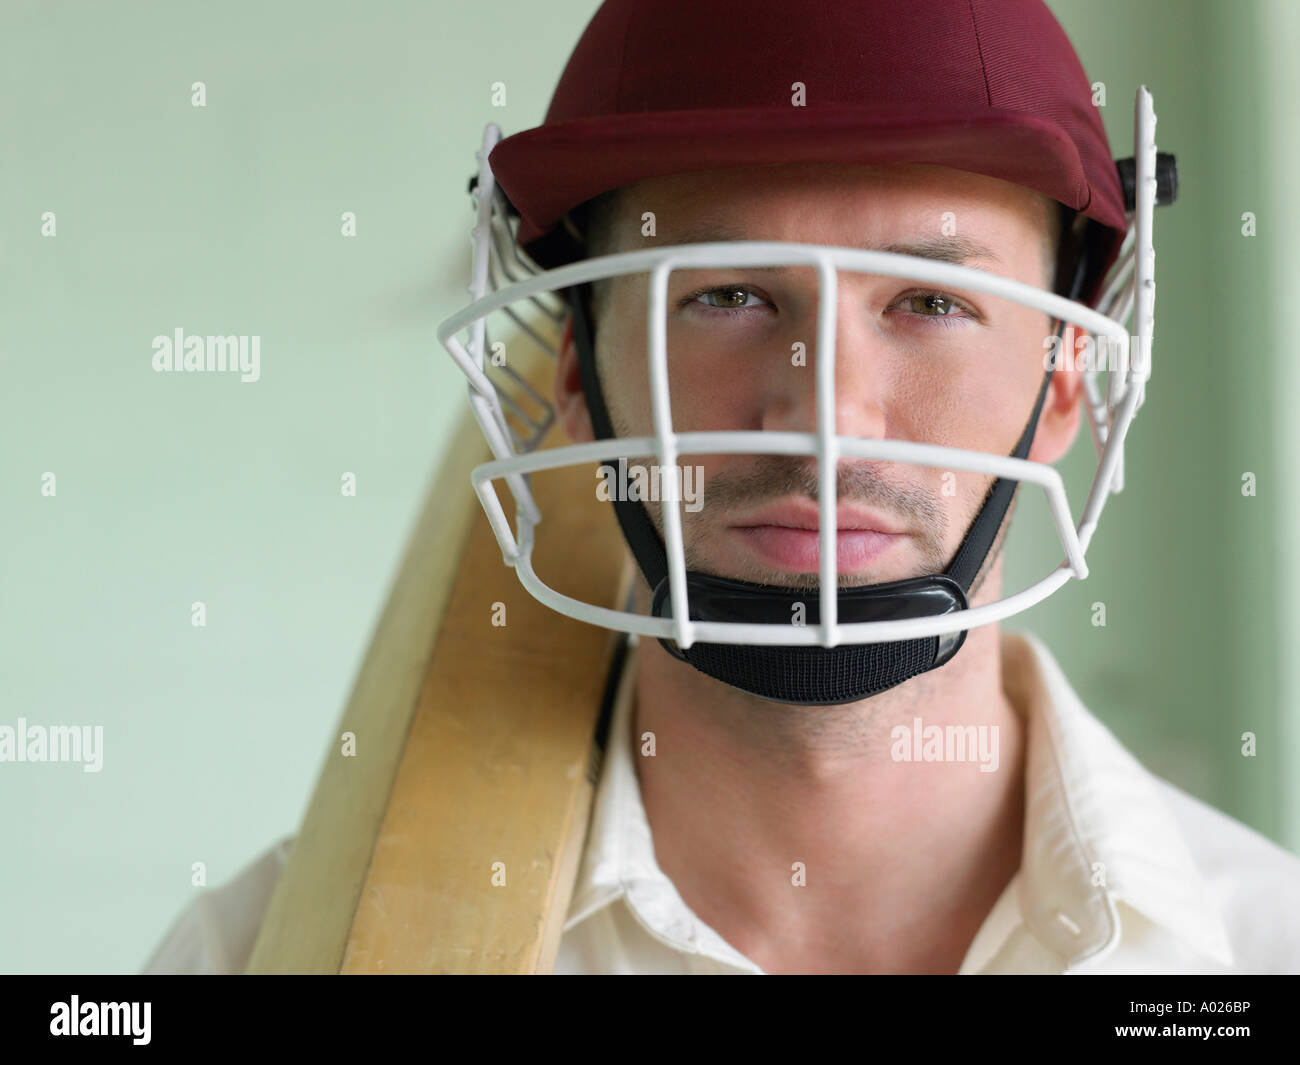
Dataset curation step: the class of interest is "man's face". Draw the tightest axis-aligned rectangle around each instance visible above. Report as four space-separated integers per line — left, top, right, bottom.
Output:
555 162 1083 591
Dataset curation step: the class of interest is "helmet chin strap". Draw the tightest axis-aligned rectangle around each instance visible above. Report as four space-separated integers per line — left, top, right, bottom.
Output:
567 283 1060 705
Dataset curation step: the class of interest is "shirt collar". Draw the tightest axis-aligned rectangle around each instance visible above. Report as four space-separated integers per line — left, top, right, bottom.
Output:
564 630 1235 972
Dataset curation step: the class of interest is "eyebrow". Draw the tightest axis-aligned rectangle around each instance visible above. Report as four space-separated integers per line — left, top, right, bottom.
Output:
665 225 1003 268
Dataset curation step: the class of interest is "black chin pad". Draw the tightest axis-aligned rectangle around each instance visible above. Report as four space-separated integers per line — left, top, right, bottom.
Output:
651 571 969 705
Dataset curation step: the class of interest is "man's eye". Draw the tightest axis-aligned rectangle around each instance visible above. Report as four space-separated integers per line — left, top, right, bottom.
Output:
894 291 974 320
686 285 770 312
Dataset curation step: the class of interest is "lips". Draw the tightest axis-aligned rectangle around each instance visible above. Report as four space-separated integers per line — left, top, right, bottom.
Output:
732 502 906 535
730 502 906 572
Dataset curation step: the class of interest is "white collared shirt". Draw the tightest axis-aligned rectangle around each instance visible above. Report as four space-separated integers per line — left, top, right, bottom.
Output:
554 630 1300 974
144 630 1300 974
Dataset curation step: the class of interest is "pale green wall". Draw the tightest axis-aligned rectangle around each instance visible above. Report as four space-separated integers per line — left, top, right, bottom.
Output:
0 0 1292 974
1265 0 1300 862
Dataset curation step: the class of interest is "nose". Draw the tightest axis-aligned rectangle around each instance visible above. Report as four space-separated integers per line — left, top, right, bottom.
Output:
760 281 890 442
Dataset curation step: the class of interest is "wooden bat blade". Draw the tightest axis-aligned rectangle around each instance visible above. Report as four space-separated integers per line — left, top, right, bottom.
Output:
247 347 632 974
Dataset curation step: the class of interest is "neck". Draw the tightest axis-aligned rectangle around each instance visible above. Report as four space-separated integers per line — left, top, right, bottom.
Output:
630 556 1027 974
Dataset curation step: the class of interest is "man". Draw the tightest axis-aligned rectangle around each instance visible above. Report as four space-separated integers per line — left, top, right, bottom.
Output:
548 162 1076 974
536 162 1300 975
144 0 1300 974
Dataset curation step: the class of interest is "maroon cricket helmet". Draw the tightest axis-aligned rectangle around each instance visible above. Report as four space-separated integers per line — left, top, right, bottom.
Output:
487 0 1131 306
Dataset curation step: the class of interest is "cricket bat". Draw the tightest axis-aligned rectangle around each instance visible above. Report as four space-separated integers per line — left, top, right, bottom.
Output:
245 343 633 974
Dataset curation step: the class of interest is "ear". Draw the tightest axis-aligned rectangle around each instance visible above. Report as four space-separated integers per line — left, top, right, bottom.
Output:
555 312 596 444
1027 323 1085 464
